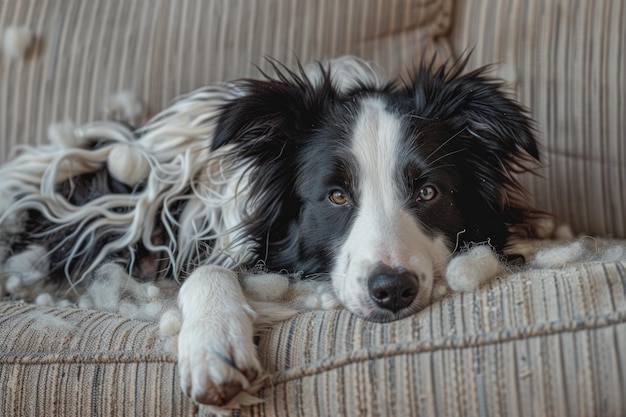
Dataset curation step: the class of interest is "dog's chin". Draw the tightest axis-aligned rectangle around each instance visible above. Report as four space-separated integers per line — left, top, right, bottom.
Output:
360 309 416 323
346 301 428 323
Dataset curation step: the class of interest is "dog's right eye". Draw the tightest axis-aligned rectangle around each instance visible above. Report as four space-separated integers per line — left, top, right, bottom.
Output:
329 190 349 206
416 185 438 202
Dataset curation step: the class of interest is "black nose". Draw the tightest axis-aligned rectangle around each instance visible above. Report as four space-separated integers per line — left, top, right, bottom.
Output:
368 266 419 313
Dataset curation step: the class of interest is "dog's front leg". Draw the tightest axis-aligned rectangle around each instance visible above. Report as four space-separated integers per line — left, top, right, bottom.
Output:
177 265 262 406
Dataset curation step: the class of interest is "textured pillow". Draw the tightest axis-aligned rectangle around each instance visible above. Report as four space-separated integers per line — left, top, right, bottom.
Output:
0 0 451 160
450 0 626 238
1 260 625 416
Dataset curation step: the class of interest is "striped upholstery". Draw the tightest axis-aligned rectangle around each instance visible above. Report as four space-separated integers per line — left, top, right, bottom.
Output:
1 260 625 416
450 0 626 239
0 0 451 156
0 303 196 416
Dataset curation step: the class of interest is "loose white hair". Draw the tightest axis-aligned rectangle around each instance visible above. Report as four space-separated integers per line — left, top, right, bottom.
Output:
0 84 253 285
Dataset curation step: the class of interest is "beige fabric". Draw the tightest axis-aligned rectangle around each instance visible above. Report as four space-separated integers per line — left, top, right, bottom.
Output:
450 0 626 239
0 303 197 416
0 0 451 158
1 260 625 416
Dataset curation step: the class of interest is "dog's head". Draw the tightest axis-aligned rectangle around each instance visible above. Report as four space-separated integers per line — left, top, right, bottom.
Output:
213 57 539 322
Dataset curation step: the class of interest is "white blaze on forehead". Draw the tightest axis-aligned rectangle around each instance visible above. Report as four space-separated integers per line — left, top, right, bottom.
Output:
351 97 404 217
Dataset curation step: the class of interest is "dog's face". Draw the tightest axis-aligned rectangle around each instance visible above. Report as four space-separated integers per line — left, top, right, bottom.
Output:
213 58 539 322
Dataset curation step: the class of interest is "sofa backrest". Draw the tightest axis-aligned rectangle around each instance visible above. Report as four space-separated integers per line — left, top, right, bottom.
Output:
1 0 624 238
451 0 626 239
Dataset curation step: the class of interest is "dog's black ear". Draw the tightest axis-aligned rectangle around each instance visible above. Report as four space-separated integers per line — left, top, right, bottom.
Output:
211 63 336 152
410 58 542 242
209 63 339 259
411 59 539 163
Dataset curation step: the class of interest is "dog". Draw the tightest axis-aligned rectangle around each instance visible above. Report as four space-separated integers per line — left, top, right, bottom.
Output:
0 56 539 406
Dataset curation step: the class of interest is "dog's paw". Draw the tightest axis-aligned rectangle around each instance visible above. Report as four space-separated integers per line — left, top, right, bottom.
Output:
177 312 262 406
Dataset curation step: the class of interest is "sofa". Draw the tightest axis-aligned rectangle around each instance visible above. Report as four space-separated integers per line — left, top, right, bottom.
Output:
1 0 625 416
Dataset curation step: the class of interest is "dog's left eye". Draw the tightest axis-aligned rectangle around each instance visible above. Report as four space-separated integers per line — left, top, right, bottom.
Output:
417 185 438 202
329 190 349 206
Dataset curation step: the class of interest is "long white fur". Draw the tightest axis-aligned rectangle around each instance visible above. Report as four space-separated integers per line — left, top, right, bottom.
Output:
47 121 86 149
0 85 253 286
106 143 151 186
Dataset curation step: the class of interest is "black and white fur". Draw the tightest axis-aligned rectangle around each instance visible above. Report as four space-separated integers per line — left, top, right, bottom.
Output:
0 56 539 406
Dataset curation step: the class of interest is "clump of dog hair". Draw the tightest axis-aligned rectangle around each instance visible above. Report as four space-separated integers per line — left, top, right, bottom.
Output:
77 263 177 321
446 245 505 292
597 244 626 262
47 120 87 148
431 277 449 301
159 308 182 355
530 241 588 269
286 279 341 310
530 239 626 268
444 239 626 295
26 309 77 335
106 143 151 186
104 90 147 126
0 191 27 235
3 245 50 288
1 245 77 306
34 293 55 306
240 264 341 311
242 272 290 302
2 26 35 60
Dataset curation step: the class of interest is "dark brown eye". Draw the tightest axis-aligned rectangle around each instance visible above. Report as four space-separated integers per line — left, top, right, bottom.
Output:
417 185 437 202
329 190 349 206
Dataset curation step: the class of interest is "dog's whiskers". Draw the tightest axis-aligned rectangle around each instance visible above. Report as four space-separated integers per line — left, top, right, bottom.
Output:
304 272 333 281
423 128 466 164
424 147 468 167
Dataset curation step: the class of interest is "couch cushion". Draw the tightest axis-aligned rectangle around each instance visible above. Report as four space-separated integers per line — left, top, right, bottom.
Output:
0 0 452 161
450 0 626 238
253 261 626 416
2 260 625 416
0 303 197 416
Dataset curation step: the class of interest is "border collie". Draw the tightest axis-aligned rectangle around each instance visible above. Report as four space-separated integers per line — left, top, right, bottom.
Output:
0 56 539 405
